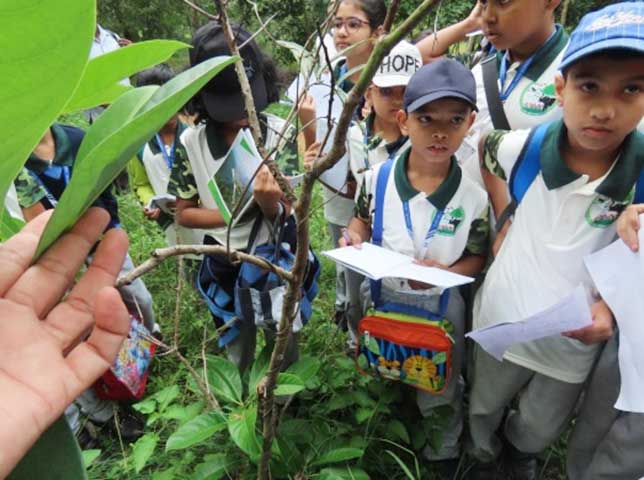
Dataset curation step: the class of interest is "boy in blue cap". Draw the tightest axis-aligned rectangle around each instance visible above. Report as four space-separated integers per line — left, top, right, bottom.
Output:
342 58 489 473
469 2 644 479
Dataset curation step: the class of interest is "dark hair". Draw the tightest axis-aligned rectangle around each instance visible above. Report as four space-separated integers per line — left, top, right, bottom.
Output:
135 64 176 87
562 48 644 77
341 0 386 30
186 23 284 126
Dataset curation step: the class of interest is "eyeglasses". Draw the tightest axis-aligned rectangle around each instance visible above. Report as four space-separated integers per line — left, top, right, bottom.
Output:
332 17 371 34
373 86 405 98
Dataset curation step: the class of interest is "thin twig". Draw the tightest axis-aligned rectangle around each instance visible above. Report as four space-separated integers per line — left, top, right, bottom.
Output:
383 0 401 32
181 0 218 20
116 244 293 287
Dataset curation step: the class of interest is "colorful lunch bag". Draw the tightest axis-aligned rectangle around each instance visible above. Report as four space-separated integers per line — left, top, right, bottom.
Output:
354 158 455 394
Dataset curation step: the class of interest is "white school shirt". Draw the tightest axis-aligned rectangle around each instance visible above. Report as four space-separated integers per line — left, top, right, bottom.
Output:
139 130 203 249
459 26 569 188
474 122 644 383
179 125 269 250
5 184 25 221
356 149 489 293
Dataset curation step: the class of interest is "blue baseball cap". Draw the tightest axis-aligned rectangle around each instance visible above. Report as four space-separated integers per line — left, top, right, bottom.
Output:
403 58 478 113
560 2 644 71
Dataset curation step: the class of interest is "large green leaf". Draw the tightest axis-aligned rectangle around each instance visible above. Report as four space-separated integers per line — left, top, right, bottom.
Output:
317 467 370 480
202 354 243 405
166 411 227 451
63 40 190 113
227 405 261 462
248 346 271 398
0 0 94 214
285 355 321 384
34 55 237 258
0 210 25 242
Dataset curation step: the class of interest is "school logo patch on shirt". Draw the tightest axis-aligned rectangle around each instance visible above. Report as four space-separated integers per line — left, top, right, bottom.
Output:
437 206 464 236
520 81 557 116
585 195 628 228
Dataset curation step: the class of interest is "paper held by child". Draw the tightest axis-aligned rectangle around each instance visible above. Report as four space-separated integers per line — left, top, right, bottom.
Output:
584 215 644 413
207 129 262 225
146 193 176 215
322 242 474 289
466 285 592 361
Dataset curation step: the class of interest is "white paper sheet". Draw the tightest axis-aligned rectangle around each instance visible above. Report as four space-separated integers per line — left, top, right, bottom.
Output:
584 216 644 413
467 285 592 361
322 243 474 289
146 193 176 215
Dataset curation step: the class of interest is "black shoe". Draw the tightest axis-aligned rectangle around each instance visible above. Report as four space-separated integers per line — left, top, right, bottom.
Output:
430 458 459 479
465 460 498 480
504 443 538 480
104 406 145 442
334 310 348 331
76 421 100 450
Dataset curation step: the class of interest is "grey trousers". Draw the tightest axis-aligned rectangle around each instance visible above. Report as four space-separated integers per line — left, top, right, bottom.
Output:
369 284 466 460
226 321 299 374
567 334 644 480
468 345 585 461
328 223 364 346
117 253 156 332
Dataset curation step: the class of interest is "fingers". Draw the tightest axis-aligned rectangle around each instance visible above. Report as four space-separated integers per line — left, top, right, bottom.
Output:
0 210 53 296
617 204 644 252
63 286 129 395
44 227 128 353
5 208 110 318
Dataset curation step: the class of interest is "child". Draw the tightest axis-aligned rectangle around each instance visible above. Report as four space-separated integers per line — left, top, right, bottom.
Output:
469 3 644 478
341 58 489 472
168 21 304 373
310 0 386 330
307 40 421 345
420 0 567 188
127 64 200 250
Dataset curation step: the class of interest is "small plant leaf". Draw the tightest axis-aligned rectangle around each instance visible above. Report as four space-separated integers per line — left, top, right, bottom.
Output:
81 449 101 469
310 447 364 467
64 40 189 113
248 346 271 398
166 411 227 451
193 453 235 480
285 355 321 384
274 372 305 396
204 354 243 404
131 433 159 473
227 405 261 462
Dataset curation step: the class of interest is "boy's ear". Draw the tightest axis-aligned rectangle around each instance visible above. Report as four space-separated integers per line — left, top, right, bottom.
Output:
397 110 409 135
554 73 565 107
365 85 373 104
467 110 476 129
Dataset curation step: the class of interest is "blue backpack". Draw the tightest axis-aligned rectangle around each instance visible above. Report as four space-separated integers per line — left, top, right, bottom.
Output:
497 122 644 231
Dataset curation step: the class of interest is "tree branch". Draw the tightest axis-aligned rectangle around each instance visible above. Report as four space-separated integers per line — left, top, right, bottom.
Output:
256 2 443 478
212 0 296 203
383 0 401 33
115 244 293 287
181 0 218 20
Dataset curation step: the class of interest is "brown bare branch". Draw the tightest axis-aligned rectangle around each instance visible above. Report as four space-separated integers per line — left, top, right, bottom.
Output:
181 0 218 20
115 244 293 287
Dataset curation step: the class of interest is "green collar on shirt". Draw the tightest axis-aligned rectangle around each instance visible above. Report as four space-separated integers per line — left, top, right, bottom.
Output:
495 24 568 82
26 124 73 173
333 59 355 93
540 120 644 201
394 148 462 210
148 121 187 155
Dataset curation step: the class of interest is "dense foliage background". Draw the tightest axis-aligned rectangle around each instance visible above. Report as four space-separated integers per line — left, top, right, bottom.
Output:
99 0 614 67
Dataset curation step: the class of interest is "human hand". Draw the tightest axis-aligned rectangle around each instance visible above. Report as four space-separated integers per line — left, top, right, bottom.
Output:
253 165 283 218
338 228 363 249
304 142 325 172
409 258 446 290
465 3 483 31
0 207 129 478
143 207 161 220
563 299 615 345
297 93 316 129
117 37 132 47
616 204 644 252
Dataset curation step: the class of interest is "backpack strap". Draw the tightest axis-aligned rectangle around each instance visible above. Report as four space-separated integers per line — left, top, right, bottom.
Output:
481 55 511 131
59 124 85 158
370 159 395 306
495 122 550 232
634 169 644 204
